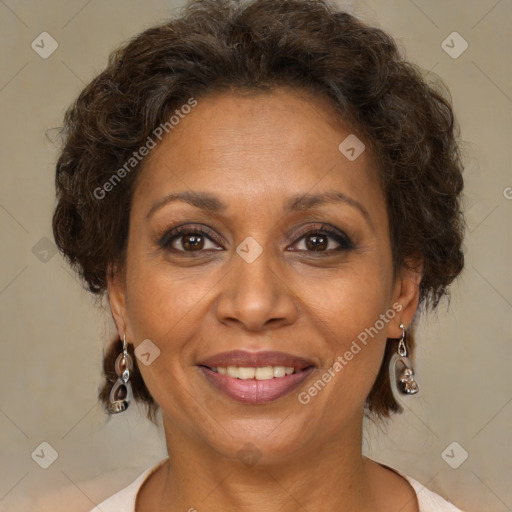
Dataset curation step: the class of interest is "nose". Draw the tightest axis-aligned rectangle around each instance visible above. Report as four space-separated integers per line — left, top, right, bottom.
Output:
215 248 299 332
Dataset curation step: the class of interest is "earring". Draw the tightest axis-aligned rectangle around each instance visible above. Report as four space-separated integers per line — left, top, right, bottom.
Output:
107 334 134 414
389 323 419 395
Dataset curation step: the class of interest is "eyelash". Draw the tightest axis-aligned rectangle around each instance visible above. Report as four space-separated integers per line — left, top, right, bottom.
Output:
158 223 354 255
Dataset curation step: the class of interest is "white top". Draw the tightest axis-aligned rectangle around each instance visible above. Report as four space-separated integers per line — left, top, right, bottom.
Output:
89 458 464 512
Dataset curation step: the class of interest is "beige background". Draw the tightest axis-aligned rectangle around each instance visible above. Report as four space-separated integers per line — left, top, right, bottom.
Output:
0 0 511 511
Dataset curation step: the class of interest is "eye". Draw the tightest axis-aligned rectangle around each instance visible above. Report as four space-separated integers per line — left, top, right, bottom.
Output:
157 223 353 255
289 225 353 253
158 225 223 253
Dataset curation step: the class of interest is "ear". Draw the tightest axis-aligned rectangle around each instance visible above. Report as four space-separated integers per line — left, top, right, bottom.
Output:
388 259 423 338
107 265 128 340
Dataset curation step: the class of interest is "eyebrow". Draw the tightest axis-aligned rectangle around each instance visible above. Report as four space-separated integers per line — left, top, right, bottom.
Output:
146 191 227 220
283 191 373 229
146 190 373 229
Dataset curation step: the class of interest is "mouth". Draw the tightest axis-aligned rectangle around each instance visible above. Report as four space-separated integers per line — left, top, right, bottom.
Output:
196 350 316 404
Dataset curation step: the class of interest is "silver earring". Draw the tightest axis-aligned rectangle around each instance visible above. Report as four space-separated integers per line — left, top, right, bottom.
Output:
390 323 419 395
108 334 134 414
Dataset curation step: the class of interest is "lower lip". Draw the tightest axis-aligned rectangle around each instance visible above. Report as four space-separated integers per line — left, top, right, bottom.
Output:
199 366 315 404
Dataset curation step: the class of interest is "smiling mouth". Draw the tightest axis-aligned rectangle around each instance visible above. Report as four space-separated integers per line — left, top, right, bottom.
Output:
196 350 317 403
197 364 315 404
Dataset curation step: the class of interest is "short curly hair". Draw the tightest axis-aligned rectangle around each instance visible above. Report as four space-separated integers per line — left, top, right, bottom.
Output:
52 0 465 423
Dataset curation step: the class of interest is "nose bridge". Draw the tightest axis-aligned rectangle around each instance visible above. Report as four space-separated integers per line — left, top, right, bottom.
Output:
235 247 277 296
215 241 297 330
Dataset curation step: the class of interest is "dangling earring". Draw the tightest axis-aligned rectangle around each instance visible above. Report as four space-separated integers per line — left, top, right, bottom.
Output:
108 334 134 414
389 323 419 395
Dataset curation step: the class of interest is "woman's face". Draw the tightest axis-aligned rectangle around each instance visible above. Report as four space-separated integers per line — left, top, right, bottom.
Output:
110 88 419 464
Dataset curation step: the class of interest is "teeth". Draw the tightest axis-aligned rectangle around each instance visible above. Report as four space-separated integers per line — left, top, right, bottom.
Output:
227 366 238 378
239 367 256 379
273 366 286 378
255 366 274 380
212 365 296 380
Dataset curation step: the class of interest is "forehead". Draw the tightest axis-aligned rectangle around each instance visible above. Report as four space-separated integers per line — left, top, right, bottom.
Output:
133 88 385 220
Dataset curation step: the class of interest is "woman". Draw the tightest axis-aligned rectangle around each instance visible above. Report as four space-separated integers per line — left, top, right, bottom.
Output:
52 0 466 510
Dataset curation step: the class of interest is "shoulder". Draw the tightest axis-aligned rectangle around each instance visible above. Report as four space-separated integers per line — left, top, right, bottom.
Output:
88 458 168 512
400 472 465 511
368 458 465 512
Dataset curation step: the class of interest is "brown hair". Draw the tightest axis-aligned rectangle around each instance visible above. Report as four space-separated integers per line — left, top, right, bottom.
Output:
52 0 465 423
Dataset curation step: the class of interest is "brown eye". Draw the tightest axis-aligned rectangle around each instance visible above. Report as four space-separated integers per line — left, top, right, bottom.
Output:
305 233 329 251
158 225 223 253
294 231 343 252
181 234 205 251
289 224 354 254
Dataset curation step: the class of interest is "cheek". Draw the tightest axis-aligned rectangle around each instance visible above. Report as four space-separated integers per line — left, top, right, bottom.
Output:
125 251 215 340
295 258 394 395
298 255 394 336
123 257 208 415
123 251 221 399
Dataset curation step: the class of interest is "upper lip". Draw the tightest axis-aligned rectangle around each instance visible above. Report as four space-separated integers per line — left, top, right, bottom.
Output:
197 350 316 371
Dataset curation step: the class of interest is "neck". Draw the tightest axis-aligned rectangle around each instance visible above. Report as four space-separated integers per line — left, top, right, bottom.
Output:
151 414 379 512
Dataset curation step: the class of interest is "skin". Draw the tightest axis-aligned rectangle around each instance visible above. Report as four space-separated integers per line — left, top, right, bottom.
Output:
109 88 421 512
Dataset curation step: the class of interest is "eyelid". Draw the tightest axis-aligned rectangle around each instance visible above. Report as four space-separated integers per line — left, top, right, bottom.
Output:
157 222 354 252
289 223 354 250
158 223 225 249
